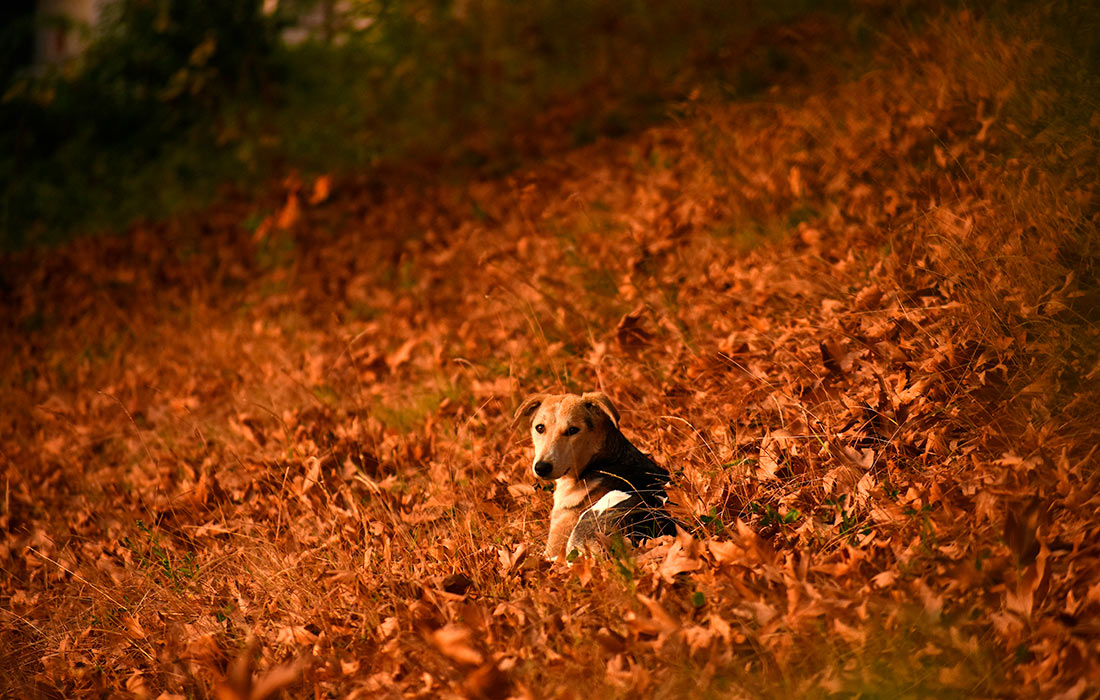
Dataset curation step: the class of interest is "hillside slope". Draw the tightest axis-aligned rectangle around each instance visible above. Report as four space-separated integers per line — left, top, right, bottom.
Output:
2 5 1098 698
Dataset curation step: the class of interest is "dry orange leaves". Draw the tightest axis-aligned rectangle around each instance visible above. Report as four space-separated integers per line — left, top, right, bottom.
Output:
2 6 1099 700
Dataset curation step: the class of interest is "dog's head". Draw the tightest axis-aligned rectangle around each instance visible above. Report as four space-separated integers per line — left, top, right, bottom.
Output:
514 392 620 481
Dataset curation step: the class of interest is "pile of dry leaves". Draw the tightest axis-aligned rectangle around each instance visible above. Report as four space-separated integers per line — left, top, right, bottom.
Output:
2 5 1097 699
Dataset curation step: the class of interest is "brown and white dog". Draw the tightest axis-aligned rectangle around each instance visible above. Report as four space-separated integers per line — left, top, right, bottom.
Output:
515 392 676 561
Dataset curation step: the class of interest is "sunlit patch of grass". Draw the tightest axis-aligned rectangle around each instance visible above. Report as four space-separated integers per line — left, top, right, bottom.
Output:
801 606 1004 699
121 520 200 589
311 383 340 405
371 375 467 434
710 218 787 253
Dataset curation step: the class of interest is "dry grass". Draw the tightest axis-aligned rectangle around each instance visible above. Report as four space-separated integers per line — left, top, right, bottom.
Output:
2 5 1098 699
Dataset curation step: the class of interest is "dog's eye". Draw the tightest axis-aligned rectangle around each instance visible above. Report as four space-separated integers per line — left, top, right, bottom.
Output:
564 426 580 436
535 424 546 434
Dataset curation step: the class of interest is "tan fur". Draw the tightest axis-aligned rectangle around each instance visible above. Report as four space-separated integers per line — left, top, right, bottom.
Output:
514 392 623 560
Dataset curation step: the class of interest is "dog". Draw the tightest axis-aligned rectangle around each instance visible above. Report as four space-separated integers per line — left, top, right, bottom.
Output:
514 391 677 561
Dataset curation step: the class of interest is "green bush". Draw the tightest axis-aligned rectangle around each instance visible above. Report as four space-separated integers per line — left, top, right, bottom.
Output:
1 0 280 246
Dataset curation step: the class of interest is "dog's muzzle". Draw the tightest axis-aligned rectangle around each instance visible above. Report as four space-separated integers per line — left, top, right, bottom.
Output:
533 461 554 478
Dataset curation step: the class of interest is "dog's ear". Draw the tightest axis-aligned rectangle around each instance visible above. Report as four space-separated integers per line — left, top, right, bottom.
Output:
582 392 619 427
514 393 548 426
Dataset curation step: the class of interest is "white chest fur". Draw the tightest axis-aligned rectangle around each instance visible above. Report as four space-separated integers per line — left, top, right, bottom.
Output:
553 475 605 511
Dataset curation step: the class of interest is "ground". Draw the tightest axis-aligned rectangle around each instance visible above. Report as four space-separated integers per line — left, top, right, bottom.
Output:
2 5 1099 699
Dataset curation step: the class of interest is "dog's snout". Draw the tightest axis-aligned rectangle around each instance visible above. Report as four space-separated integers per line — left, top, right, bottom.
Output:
534 460 554 478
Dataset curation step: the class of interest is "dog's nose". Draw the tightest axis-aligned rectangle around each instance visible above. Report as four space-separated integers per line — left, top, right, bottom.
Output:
534 461 554 478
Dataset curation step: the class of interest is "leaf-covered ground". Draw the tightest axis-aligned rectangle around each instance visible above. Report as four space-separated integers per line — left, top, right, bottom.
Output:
3 6 1099 699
